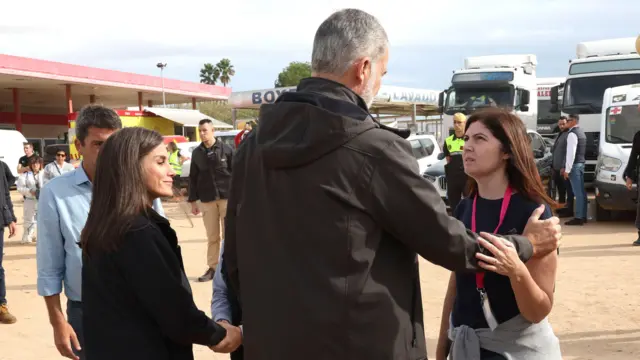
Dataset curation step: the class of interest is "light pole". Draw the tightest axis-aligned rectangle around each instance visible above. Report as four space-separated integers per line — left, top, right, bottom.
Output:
156 62 167 106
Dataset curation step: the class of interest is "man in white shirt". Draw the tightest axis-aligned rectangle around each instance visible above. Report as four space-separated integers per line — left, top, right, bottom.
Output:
561 114 588 225
43 149 75 185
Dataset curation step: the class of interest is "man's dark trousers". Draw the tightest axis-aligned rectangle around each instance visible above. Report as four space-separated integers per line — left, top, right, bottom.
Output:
445 161 468 212
552 169 567 203
0 227 5 306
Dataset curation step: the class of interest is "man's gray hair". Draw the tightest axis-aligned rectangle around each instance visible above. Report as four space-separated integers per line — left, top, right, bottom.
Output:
312 9 389 75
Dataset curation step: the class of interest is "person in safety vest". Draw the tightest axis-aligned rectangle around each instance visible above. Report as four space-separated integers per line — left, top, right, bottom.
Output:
443 112 469 211
167 141 187 195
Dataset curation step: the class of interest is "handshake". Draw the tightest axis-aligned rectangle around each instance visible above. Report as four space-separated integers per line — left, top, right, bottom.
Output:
210 320 242 353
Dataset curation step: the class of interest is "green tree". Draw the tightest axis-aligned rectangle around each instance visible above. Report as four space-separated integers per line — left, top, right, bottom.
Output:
216 58 236 87
199 63 220 85
274 61 312 87
197 101 258 125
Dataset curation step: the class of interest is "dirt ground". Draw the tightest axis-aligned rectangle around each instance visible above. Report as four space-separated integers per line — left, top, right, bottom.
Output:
2 191 640 360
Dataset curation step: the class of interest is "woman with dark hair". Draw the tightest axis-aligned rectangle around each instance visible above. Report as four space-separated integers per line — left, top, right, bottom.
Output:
80 127 235 359
17 155 44 244
436 108 562 360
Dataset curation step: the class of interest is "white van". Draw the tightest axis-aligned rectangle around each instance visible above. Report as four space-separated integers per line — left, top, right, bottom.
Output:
593 84 640 220
0 129 28 178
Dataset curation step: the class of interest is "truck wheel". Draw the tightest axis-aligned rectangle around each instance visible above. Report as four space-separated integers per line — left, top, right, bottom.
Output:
595 201 612 221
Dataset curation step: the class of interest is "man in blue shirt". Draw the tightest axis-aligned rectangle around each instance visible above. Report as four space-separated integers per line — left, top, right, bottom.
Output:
37 105 164 360
211 240 243 359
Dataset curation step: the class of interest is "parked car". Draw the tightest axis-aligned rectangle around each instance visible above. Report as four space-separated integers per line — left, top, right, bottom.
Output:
423 129 551 209
178 130 241 188
406 133 442 175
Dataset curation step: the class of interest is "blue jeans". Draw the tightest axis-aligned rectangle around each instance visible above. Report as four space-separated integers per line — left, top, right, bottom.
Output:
0 227 5 305
568 163 587 220
67 300 85 360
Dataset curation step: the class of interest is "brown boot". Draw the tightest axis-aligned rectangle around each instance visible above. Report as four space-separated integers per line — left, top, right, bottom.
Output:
0 303 17 324
197 268 215 282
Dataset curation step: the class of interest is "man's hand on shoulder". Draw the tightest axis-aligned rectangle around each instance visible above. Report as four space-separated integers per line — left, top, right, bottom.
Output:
210 320 242 353
523 205 561 258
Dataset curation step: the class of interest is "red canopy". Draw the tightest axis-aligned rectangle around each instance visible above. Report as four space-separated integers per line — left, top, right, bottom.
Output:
163 135 188 144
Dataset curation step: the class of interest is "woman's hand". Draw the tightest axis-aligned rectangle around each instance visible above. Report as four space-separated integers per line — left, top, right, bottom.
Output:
476 233 527 279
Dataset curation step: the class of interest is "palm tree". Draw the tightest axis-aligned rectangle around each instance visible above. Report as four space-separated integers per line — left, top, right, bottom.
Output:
199 63 220 85
216 58 236 87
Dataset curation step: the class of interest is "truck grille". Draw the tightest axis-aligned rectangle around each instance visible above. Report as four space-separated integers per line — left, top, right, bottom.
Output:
438 176 448 191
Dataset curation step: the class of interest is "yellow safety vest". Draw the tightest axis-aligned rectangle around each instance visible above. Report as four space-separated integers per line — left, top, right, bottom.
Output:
169 150 182 175
445 135 465 155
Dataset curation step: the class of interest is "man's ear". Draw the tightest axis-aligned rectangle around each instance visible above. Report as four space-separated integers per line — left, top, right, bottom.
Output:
74 138 83 155
353 57 372 84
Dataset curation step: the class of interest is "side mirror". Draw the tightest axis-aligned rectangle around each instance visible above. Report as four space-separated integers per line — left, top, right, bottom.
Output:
521 90 531 105
533 149 544 159
550 86 558 104
437 152 446 161
438 91 445 109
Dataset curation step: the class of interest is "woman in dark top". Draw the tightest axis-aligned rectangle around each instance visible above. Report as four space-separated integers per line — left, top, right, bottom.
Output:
80 127 237 360
436 109 562 360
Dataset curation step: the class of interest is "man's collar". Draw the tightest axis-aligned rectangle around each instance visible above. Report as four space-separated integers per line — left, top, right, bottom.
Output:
296 77 369 112
74 163 91 186
202 139 216 149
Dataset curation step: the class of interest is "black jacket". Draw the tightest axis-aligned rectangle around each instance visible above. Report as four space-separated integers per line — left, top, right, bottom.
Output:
82 210 226 360
188 141 233 203
1 161 16 226
223 77 534 360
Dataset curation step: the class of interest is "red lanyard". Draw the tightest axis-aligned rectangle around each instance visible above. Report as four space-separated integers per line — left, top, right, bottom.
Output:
471 186 512 290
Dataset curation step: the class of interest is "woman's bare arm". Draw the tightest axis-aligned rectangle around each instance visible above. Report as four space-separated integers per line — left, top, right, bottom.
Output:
436 273 457 360
476 235 558 324
509 251 557 323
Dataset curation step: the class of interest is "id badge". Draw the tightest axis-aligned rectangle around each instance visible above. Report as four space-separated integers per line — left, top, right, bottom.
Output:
479 291 499 331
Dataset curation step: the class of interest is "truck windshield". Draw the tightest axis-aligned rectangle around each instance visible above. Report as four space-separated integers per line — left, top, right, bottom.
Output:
538 99 560 124
563 74 640 114
606 105 640 144
445 87 513 113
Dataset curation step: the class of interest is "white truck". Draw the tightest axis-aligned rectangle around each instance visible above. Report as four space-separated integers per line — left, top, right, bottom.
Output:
439 54 538 143
593 84 640 220
550 37 640 185
536 77 565 138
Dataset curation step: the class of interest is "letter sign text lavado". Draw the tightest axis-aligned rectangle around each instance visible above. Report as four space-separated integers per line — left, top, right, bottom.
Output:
252 88 296 105
538 88 551 97
390 91 438 103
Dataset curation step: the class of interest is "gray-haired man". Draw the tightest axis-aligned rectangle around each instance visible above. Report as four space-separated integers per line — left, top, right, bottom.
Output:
223 9 562 360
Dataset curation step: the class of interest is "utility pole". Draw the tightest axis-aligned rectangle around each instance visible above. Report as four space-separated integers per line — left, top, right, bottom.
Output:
156 62 167 106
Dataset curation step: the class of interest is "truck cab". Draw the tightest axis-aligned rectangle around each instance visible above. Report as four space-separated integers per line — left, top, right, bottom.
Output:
593 84 640 220
536 77 565 138
440 54 538 142
550 37 640 185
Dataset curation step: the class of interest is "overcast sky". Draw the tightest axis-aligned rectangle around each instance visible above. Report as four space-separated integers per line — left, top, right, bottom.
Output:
1 0 639 92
